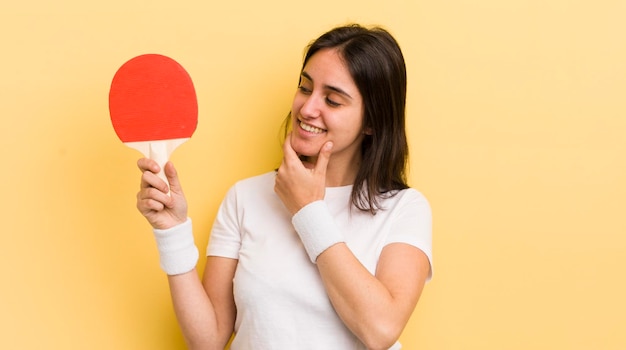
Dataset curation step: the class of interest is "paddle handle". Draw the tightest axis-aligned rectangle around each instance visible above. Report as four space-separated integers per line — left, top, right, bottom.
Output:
149 141 171 192
124 138 190 196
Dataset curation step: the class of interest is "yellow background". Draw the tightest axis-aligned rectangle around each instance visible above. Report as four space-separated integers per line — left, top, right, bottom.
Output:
1 0 624 349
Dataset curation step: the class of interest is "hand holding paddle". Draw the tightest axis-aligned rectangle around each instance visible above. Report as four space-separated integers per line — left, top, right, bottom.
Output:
109 54 198 194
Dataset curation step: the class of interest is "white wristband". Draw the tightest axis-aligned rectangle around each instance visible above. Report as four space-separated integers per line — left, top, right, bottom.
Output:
292 201 344 263
152 218 199 275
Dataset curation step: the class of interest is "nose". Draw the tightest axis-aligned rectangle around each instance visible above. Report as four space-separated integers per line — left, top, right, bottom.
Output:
299 94 322 119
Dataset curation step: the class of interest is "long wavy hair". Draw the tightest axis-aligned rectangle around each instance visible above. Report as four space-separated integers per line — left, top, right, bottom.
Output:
284 24 409 214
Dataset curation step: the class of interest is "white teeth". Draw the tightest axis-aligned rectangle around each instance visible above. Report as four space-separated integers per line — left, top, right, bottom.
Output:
299 121 325 134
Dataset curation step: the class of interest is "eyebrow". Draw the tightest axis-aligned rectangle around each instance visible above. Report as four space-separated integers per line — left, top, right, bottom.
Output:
301 71 353 100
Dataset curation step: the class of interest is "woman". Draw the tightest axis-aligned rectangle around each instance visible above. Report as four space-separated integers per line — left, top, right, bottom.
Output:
137 24 432 350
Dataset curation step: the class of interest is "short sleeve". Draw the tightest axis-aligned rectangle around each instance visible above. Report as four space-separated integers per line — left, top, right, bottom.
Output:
206 184 242 259
385 189 433 280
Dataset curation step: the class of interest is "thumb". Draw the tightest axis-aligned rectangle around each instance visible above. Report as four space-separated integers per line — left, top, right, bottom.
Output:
163 161 183 195
315 141 333 174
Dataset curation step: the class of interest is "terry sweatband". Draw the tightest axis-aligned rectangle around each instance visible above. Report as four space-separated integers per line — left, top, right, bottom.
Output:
292 200 345 263
152 218 199 275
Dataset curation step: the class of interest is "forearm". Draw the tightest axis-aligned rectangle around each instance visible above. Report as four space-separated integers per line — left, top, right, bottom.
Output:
168 270 228 350
316 245 410 350
152 219 230 349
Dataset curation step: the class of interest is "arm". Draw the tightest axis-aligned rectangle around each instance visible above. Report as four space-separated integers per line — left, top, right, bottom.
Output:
316 242 429 350
167 257 237 350
287 197 430 349
289 200 429 349
136 159 236 349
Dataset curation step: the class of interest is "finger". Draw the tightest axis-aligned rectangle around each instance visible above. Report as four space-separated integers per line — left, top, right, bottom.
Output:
137 158 160 173
314 141 333 174
140 169 169 193
137 197 165 213
282 133 301 163
163 162 184 196
136 188 168 212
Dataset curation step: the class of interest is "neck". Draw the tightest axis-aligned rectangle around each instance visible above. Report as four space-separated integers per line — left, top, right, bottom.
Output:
325 166 358 187
304 153 361 188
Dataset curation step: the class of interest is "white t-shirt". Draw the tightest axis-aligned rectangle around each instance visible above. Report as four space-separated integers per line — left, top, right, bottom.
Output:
207 171 432 350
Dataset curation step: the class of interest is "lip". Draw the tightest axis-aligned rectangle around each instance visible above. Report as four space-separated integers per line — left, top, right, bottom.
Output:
298 119 327 134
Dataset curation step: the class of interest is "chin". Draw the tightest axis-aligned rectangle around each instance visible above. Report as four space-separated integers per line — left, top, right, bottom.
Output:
290 137 320 157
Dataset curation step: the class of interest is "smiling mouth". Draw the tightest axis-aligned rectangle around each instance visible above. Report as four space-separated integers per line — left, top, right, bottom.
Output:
299 120 326 134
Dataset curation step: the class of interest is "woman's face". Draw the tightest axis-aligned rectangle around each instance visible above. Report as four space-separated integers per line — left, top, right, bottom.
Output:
290 48 366 167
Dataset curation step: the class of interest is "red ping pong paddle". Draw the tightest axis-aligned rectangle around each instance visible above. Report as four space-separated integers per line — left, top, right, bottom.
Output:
109 54 198 193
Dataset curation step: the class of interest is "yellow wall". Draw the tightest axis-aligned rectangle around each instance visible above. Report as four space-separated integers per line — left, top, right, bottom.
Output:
1 0 624 349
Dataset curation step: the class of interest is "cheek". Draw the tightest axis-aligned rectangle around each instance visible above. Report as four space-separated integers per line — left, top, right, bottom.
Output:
290 133 322 157
290 136 306 156
291 93 304 116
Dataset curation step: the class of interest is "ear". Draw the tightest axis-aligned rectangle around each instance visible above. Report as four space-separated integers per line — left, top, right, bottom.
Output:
363 127 373 135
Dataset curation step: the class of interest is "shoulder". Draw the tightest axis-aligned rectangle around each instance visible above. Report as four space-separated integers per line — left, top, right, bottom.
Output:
222 171 278 204
384 187 431 213
222 171 276 196
232 171 276 190
213 170 280 221
397 187 428 202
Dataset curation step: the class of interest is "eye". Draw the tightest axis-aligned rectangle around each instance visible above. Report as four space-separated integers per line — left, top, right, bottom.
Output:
298 85 312 94
325 97 341 107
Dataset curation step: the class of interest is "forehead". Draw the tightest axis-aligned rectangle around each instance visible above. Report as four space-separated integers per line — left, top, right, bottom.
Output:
301 48 359 94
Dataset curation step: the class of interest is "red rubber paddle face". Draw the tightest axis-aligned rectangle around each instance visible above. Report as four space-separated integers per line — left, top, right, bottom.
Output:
109 54 198 143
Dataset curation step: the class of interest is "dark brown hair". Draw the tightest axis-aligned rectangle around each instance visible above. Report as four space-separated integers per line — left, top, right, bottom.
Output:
285 24 409 214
